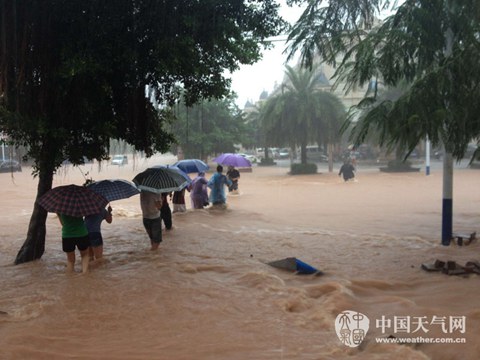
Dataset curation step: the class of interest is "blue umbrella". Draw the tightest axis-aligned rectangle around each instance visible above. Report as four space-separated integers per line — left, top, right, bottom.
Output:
213 153 252 167
133 166 190 193
173 159 209 174
87 179 140 202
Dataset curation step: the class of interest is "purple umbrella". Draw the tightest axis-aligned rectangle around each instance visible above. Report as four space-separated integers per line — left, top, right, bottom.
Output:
212 153 252 167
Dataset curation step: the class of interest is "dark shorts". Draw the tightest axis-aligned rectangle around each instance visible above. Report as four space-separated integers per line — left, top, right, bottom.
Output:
89 232 103 247
62 235 90 253
143 217 162 244
228 180 238 192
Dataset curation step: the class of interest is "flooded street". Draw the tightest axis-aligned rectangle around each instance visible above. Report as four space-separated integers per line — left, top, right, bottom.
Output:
0 156 479 359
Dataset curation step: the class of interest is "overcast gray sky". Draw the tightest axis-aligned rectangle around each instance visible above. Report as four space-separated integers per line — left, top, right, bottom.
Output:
229 1 305 108
229 1 401 108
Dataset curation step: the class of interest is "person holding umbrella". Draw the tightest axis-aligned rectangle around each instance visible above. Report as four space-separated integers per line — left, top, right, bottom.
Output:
57 214 91 274
133 166 191 247
190 172 209 209
140 191 163 250
37 184 109 274
207 165 232 206
84 179 139 259
226 166 240 193
84 205 113 261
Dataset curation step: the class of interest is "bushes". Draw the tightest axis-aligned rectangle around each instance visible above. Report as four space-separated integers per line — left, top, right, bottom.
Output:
379 159 420 172
290 163 317 175
387 159 413 169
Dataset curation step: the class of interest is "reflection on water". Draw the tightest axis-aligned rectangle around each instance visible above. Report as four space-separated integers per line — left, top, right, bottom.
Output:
0 161 479 359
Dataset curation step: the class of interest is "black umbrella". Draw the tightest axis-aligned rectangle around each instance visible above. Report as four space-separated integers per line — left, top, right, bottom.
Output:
133 167 190 193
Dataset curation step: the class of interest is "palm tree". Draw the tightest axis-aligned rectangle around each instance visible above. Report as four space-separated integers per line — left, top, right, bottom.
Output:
262 65 345 168
244 102 272 162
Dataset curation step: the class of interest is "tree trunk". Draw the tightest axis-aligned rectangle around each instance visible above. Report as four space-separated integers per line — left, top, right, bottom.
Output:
15 151 55 264
441 152 453 245
15 202 48 264
300 143 307 165
327 143 334 172
441 23 454 246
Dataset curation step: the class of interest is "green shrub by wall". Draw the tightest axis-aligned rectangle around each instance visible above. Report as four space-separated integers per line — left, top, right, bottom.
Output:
290 163 317 175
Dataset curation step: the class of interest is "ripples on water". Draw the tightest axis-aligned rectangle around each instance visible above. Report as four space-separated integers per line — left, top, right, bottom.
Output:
1 167 479 359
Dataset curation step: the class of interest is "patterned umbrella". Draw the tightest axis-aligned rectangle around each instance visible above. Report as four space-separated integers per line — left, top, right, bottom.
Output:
213 153 252 167
87 179 140 202
173 159 209 174
38 184 109 217
133 167 190 193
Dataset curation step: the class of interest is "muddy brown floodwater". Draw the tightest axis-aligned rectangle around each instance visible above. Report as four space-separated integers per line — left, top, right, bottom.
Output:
0 155 479 359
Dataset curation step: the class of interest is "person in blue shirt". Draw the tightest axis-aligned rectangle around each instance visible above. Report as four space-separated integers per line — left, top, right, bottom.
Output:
85 206 113 261
207 165 232 206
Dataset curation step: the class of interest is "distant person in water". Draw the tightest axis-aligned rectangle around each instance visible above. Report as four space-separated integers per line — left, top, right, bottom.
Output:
226 166 240 193
190 172 209 209
339 160 356 182
85 205 113 261
172 188 188 213
207 165 232 205
57 214 90 273
160 192 173 230
140 191 163 250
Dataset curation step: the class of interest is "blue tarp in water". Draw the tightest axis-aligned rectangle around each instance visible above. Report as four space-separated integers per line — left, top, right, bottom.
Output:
267 257 323 275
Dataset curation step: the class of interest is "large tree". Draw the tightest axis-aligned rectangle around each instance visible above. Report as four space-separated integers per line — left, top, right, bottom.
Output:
171 93 248 160
0 0 284 264
287 0 480 244
262 64 345 167
346 82 416 166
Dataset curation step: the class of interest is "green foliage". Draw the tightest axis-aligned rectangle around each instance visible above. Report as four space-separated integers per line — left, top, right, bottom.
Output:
0 0 285 263
286 0 390 67
0 0 285 172
171 94 247 159
345 83 408 155
288 0 480 160
290 162 317 175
